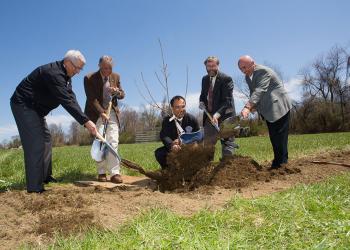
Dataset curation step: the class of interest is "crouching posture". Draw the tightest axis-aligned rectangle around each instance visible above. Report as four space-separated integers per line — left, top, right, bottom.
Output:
155 96 201 169
84 56 125 183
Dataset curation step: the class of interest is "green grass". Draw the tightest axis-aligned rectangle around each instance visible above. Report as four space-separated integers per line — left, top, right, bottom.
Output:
48 173 350 249
2 132 349 249
1 132 350 191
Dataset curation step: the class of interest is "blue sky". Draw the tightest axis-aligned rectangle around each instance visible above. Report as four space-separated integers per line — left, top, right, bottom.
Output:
0 0 349 141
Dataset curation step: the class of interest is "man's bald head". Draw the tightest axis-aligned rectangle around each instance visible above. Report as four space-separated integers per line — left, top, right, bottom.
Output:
238 55 255 76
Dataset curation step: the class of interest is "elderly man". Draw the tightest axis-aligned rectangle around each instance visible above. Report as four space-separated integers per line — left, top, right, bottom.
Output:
238 55 292 169
155 95 200 169
199 56 237 160
84 56 125 183
10 50 97 193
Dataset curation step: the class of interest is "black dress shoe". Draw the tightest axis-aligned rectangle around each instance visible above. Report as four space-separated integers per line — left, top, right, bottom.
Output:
44 176 59 184
268 165 281 170
27 189 46 194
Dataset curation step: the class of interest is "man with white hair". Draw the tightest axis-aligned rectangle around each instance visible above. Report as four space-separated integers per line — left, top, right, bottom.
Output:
84 55 125 183
238 55 292 169
10 50 98 193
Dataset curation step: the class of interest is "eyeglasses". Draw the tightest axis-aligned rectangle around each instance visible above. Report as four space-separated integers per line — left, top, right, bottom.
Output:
70 60 84 71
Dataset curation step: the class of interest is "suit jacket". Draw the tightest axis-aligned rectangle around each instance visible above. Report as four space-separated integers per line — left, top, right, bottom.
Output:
11 60 89 125
160 113 200 150
84 71 125 123
246 64 292 123
199 71 236 125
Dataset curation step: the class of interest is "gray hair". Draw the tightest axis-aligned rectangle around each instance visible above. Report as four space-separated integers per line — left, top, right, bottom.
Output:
204 56 220 65
64 50 86 65
99 55 114 66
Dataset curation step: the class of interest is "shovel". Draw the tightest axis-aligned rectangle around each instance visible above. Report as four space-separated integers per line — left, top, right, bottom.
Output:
90 96 121 162
94 131 121 162
199 104 220 132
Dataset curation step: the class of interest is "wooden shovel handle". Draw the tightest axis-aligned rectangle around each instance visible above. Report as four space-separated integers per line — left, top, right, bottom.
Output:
95 131 106 143
105 101 113 118
311 161 350 168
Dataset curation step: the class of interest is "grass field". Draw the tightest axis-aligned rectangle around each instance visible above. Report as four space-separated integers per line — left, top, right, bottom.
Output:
1 132 350 191
49 174 350 249
1 132 350 249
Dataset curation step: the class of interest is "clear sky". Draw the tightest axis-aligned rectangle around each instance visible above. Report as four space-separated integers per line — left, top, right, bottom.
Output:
0 0 349 141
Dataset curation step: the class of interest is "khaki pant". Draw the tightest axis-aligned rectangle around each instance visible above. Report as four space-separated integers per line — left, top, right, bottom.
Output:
96 110 120 176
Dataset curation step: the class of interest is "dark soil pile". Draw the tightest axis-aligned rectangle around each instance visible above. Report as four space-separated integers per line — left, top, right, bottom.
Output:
123 145 302 192
190 156 301 190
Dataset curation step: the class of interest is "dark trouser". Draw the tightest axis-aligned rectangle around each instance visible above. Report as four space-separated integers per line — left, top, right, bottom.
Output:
203 119 236 160
266 111 290 167
154 146 169 169
10 101 52 192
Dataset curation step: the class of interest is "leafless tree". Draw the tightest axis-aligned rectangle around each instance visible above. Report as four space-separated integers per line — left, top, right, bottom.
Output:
49 123 65 146
119 105 139 133
139 105 161 131
299 45 350 128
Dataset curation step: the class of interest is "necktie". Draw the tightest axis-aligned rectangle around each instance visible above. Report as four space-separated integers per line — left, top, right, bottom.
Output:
103 76 110 108
208 77 214 112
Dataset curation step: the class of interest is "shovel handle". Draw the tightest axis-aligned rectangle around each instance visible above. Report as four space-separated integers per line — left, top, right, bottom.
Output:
106 100 113 118
203 109 220 132
95 131 106 143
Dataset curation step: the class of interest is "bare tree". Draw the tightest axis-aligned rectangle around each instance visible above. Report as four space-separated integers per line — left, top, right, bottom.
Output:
119 105 139 133
139 105 161 131
299 45 350 128
49 123 65 146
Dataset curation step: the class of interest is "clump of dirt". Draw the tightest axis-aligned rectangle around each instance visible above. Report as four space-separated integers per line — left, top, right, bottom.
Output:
159 144 213 191
22 189 100 236
123 145 302 192
190 156 264 190
191 157 302 190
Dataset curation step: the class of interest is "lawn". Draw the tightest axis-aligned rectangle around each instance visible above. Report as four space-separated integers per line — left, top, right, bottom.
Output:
1 132 349 249
1 132 349 191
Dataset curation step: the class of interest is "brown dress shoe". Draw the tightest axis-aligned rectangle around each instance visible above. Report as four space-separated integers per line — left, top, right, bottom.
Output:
110 174 123 184
98 174 107 182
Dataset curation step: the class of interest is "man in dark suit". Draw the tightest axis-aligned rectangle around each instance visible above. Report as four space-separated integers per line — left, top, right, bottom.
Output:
10 50 98 193
238 55 292 169
84 55 125 183
155 96 200 169
199 56 237 160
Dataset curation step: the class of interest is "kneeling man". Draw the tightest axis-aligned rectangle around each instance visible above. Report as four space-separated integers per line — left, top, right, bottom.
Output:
155 95 200 169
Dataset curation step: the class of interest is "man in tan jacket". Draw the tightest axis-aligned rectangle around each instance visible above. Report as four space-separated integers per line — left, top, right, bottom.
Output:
84 55 125 183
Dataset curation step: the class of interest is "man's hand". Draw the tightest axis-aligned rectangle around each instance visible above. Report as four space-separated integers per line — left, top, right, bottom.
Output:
212 113 220 125
212 116 219 125
84 120 98 136
171 139 181 152
101 112 109 122
171 144 181 152
108 86 120 94
241 107 251 119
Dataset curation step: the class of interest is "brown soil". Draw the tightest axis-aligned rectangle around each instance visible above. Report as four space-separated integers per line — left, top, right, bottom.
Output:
1 149 349 249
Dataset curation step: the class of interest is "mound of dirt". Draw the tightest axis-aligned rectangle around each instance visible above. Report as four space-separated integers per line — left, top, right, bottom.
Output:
123 145 302 192
12 189 100 237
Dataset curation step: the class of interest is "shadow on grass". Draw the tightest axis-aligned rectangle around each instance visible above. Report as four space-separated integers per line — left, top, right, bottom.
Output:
0 168 97 192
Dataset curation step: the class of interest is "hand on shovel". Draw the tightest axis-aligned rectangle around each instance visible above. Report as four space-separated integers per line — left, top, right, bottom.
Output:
84 120 98 136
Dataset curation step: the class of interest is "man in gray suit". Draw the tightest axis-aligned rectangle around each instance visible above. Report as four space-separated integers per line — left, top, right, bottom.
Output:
238 55 292 169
